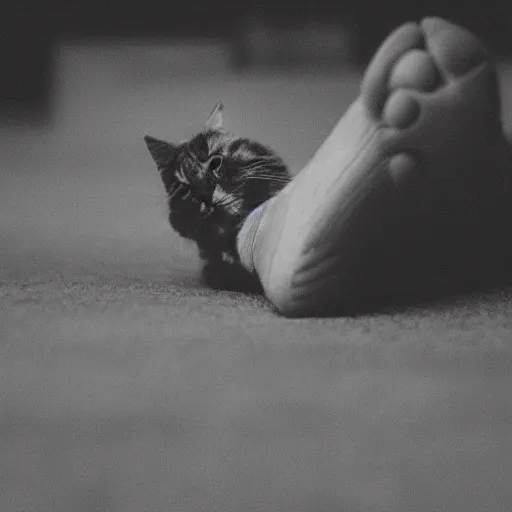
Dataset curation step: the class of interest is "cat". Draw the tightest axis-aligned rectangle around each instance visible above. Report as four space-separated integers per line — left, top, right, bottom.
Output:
145 102 291 292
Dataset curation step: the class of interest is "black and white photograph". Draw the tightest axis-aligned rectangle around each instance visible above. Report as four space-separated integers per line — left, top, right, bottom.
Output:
1 2 512 511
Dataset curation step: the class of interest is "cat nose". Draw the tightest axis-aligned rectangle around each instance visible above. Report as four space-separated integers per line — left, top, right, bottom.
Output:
195 184 214 203
196 192 211 204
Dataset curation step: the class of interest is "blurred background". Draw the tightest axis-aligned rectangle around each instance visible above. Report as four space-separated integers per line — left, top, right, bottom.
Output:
1 1 512 280
3 1 512 120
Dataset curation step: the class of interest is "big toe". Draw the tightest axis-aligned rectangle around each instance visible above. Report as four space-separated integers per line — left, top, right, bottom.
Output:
421 17 489 78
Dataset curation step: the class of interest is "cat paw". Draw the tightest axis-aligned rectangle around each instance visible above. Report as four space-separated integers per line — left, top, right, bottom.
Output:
202 260 263 294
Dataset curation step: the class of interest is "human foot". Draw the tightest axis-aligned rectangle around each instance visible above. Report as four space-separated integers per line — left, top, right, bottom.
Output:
237 17 512 317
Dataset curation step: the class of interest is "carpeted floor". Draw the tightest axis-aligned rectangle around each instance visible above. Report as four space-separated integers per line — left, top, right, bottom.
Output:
1 41 512 512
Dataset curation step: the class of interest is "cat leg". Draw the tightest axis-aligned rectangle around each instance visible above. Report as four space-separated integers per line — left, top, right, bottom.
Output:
237 17 512 317
201 259 263 294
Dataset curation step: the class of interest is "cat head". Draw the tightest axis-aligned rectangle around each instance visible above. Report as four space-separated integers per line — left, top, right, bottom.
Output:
144 102 290 247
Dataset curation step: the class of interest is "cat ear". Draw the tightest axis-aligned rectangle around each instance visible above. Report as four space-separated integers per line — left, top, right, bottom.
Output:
144 135 176 171
205 101 223 130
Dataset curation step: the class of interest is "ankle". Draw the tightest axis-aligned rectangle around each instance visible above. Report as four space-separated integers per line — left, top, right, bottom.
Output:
236 202 268 274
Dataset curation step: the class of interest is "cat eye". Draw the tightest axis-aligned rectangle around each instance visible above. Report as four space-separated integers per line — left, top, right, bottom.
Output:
207 155 223 178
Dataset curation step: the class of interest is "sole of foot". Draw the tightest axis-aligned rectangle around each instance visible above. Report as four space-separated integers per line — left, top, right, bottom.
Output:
237 17 512 317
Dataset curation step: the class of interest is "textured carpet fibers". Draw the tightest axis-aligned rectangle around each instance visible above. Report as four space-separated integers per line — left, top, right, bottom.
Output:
2 265 512 512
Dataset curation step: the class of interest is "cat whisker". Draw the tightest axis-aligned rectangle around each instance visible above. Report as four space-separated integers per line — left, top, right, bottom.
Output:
213 196 244 213
238 165 289 176
252 173 289 180
240 160 285 172
223 183 251 197
213 198 237 208
232 174 289 186
243 175 290 184
239 165 274 175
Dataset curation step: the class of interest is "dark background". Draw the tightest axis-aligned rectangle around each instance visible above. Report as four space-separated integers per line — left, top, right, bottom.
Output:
2 1 511 118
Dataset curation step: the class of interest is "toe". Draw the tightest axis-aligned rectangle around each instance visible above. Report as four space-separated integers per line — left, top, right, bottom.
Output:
362 22 423 117
389 50 440 92
421 17 489 78
383 90 420 129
